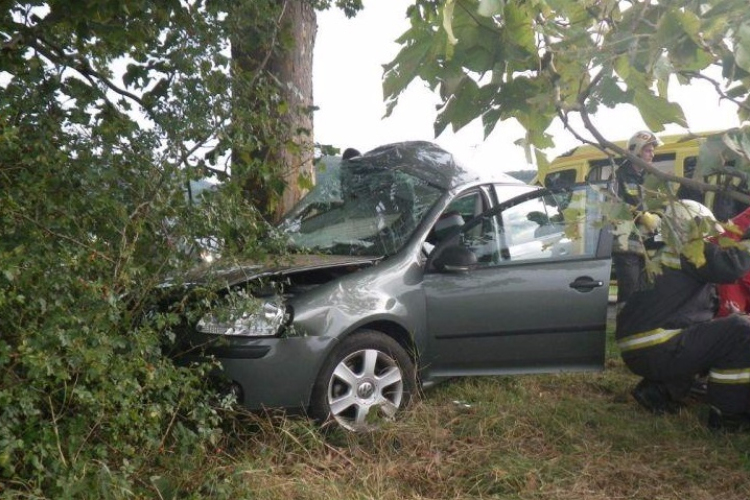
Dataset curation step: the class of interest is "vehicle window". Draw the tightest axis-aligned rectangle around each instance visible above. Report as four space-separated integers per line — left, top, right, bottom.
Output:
281 162 444 256
495 189 601 263
676 156 703 202
450 211 501 265
426 190 489 252
651 153 677 175
683 156 697 178
587 158 618 183
543 169 576 189
445 191 486 221
430 186 604 270
493 183 538 204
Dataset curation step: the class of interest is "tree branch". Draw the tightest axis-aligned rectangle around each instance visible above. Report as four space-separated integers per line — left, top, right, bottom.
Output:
13 211 116 264
247 0 289 89
578 104 750 205
682 70 750 114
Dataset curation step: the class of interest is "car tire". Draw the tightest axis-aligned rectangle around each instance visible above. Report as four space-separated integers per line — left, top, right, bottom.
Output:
309 330 417 432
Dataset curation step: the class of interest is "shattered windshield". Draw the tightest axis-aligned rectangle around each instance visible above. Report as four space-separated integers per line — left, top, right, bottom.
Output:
279 158 444 256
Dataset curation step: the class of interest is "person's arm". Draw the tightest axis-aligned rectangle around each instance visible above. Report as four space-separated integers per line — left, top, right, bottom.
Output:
693 239 750 284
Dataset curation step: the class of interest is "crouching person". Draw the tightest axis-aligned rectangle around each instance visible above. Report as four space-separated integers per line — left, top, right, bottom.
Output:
616 200 750 431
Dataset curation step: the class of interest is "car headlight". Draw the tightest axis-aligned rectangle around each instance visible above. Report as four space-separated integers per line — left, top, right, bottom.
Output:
199 249 219 264
196 301 288 337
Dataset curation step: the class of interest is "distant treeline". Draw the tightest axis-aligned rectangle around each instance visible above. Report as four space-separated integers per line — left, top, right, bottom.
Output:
506 170 537 184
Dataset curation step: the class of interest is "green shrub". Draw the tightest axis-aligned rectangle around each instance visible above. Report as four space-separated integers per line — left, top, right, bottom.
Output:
0 2 282 495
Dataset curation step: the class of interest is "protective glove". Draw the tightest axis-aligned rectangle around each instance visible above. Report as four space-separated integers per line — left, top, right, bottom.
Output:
636 211 661 233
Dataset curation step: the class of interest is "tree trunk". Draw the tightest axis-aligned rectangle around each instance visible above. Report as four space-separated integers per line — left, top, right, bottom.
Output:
271 0 316 219
232 0 316 222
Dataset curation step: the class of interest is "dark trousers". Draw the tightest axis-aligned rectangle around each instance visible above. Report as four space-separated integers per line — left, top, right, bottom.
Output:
613 252 645 306
623 315 750 414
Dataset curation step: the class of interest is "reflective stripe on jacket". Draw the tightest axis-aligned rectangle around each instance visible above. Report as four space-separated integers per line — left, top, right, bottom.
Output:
709 368 750 385
617 328 682 353
616 242 750 340
612 161 647 254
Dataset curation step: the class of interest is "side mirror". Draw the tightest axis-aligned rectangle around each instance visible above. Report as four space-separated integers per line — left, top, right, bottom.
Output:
433 245 477 272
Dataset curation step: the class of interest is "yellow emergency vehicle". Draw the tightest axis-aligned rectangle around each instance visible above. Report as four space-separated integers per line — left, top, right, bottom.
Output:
532 131 716 189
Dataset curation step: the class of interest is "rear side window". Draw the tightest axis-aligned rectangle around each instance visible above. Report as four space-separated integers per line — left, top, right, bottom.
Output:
683 156 698 178
587 158 618 183
587 153 677 183
676 156 703 202
543 169 576 189
650 153 677 175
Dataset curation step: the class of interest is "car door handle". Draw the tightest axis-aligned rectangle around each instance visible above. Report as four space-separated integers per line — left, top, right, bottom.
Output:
569 276 603 292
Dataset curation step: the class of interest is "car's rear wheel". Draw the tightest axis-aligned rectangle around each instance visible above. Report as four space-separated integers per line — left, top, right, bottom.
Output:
310 330 417 432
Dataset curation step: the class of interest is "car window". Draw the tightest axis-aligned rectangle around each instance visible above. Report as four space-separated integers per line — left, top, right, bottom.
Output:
498 188 602 263
543 168 577 189
683 156 698 179
446 191 488 220
281 162 444 256
676 156 703 202
434 209 499 265
493 183 539 205
437 187 603 268
497 194 567 262
587 158 618 183
650 153 677 175
424 190 491 257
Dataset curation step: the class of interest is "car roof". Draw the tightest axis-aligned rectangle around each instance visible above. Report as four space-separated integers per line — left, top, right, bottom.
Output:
350 141 523 190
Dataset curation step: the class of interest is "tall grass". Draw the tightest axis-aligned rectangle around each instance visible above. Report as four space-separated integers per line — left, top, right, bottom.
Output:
138 321 750 500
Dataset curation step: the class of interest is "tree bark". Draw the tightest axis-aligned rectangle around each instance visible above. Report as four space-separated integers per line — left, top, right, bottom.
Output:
232 0 317 222
270 0 316 219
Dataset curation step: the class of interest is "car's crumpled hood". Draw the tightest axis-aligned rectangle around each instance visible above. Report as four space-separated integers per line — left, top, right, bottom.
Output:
183 254 380 287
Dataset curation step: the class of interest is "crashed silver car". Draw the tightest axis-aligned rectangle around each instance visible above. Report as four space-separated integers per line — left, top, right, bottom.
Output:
173 141 613 431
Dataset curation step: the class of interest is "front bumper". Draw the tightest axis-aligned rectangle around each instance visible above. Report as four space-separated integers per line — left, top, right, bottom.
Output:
182 334 338 410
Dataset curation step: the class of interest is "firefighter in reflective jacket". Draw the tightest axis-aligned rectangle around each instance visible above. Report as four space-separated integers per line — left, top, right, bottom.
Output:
616 200 750 431
612 131 663 308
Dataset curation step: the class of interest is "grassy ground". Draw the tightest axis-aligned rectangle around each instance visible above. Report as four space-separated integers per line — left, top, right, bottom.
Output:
166 314 750 500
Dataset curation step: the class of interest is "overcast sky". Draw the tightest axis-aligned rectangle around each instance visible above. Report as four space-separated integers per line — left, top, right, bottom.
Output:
313 1 742 172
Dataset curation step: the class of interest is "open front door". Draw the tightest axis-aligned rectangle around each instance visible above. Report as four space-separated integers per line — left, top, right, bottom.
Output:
422 185 612 378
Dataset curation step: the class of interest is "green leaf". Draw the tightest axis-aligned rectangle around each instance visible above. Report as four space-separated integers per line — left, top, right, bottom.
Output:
633 91 687 131
657 8 701 47
735 21 750 73
477 0 504 17
653 56 672 98
598 74 632 107
614 55 631 80
503 2 535 56
683 239 706 267
726 84 749 99
534 148 549 178
720 127 750 164
482 106 503 138
436 77 481 133
741 95 750 123
383 28 438 114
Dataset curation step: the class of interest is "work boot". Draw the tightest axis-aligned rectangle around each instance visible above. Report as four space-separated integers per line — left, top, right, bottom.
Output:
707 407 750 432
686 375 708 402
631 379 683 415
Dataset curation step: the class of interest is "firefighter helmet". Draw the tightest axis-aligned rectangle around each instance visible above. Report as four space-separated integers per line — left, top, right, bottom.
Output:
627 131 663 157
664 199 723 237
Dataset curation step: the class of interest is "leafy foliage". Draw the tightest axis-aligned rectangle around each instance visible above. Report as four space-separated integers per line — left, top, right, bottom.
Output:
385 0 750 182
0 0 346 496
385 0 750 262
